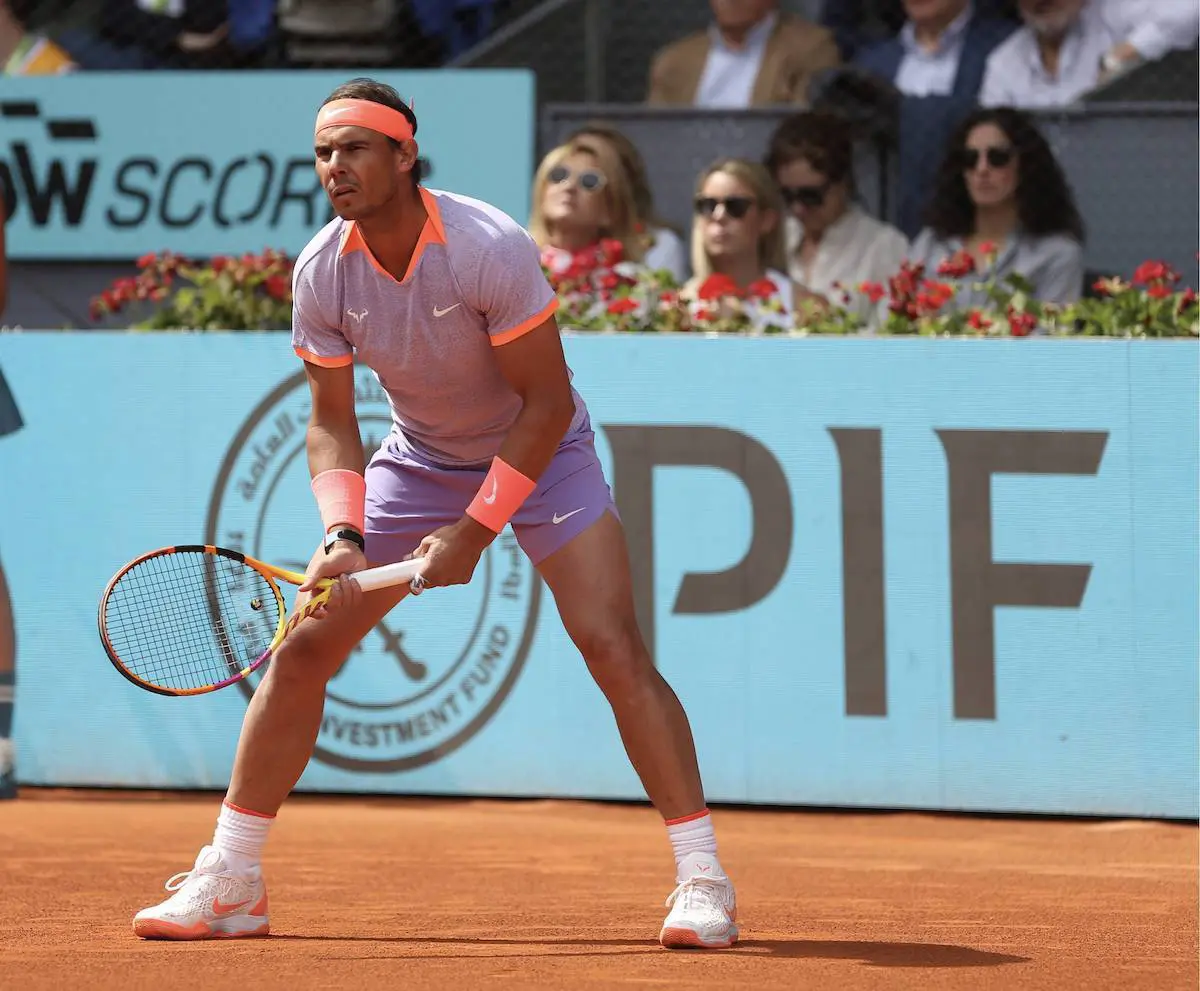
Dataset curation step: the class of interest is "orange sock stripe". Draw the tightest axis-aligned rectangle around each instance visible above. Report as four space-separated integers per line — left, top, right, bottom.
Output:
664 808 710 827
223 800 276 820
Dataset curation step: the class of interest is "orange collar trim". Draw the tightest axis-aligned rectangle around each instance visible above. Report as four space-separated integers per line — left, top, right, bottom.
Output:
338 187 446 284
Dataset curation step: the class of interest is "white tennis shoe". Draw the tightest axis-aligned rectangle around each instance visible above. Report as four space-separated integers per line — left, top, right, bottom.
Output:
133 845 269 940
659 851 739 949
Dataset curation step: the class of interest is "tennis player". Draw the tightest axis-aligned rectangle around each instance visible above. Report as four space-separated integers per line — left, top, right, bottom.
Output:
133 78 738 949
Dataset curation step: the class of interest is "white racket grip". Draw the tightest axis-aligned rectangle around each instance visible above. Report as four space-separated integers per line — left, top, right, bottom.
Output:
353 559 425 593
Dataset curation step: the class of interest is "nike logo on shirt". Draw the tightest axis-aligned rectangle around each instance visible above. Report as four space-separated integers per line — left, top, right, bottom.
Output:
552 508 586 525
433 303 461 317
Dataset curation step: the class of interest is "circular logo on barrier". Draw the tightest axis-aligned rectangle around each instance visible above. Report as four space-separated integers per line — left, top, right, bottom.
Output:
206 366 540 773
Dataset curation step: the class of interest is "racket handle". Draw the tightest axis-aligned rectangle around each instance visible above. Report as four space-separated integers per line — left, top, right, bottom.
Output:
353 558 424 593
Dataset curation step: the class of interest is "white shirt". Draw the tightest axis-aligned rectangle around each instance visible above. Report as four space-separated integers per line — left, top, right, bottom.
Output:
695 12 779 108
643 226 689 282
786 205 909 322
980 0 1200 109
895 3 974 96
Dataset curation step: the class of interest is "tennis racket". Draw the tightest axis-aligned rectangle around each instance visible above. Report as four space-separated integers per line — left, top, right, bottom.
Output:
97 544 423 698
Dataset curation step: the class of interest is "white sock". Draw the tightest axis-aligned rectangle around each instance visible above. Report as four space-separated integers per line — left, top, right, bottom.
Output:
666 809 718 876
212 800 274 872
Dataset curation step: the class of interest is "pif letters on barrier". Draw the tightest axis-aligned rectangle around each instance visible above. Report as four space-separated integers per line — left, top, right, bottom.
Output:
604 425 1108 722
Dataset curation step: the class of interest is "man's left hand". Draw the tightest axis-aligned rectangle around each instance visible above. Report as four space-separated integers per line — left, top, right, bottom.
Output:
407 516 495 592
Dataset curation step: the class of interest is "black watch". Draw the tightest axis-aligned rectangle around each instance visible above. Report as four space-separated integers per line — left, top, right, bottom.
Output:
324 527 365 554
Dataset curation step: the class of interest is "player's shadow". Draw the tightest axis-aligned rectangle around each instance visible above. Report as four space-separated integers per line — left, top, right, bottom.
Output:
271 934 1029 967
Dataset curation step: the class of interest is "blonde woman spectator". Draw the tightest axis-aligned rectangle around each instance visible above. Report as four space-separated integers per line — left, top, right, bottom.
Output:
909 106 1086 307
684 158 794 329
529 138 646 280
564 122 689 282
764 110 907 322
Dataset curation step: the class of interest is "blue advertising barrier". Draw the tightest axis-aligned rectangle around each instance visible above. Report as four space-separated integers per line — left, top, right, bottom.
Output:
0 334 1195 818
0 70 535 261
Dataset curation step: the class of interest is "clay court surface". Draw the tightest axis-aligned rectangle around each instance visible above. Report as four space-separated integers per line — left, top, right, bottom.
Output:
1 790 1195 990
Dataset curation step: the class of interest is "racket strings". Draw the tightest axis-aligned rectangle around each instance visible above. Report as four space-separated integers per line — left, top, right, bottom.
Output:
102 551 281 692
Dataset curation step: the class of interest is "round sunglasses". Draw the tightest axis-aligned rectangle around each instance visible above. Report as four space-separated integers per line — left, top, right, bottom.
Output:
547 164 607 192
960 146 1014 171
694 196 755 219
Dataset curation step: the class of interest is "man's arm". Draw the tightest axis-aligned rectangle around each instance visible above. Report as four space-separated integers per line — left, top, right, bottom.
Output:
489 315 576 482
302 360 365 557
453 315 576 547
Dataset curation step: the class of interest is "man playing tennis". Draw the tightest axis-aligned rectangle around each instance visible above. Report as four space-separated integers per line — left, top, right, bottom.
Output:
133 78 738 949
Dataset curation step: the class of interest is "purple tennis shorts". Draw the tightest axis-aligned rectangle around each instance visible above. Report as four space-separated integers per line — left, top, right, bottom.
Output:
363 426 619 566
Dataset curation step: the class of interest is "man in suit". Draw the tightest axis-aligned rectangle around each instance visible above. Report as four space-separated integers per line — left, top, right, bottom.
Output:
646 0 841 107
851 0 1015 236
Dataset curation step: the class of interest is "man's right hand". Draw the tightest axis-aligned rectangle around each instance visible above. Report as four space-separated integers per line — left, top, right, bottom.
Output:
299 541 369 619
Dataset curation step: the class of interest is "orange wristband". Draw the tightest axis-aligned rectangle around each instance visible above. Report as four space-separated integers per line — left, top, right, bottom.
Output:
311 469 366 534
466 457 537 533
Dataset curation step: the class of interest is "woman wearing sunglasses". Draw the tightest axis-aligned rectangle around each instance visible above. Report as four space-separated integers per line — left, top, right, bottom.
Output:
910 106 1086 307
564 122 689 283
764 111 908 324
528 138 646 278
683 159 793 328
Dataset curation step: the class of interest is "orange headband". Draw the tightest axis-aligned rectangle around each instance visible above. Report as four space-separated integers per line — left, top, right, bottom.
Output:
315 99 414 143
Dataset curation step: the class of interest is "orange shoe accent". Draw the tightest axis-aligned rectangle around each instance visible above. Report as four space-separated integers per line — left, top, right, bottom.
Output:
659 926 737 950
132 917 270 941
249 892 269 916
212 896 252 915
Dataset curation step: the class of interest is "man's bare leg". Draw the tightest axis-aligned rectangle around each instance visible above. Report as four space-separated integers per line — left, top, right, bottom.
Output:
536 510 704 819
535 510 738 948
225 575 408 815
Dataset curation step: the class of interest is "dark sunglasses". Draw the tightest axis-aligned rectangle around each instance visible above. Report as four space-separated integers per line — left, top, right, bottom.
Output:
960 146 1014 170
547 164 607 192
780 183 830 208
694 196 755 219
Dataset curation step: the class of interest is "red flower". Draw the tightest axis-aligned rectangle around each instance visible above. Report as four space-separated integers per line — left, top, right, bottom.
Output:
1007 308 1038 336
1092 279 1111 296
659 290 679 306
746 278 778 300
858 281 886 303
888 261 925 301
1133 260 1180 286
210 255 231 274
1178 288 1197 313
598 238 624 266
696 273 742 301
936 249 976 279
967 309 992 331
916 279 955 314
977 240 998 258
264 274 289 301
136 251 158 270
1147 284 1173 300
694 306 717 322
607 297 638 315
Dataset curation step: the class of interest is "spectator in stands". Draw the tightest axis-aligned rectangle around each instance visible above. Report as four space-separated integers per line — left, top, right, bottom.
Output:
647 0 841 108
980 0 1200 108
909 106 1086 305
96 0 275 69
529 139 647 277
0 0 75 73
852 0 1016 238
564 122 689 282
821 0 1018 61
683 159 795 326
764 110 908 320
